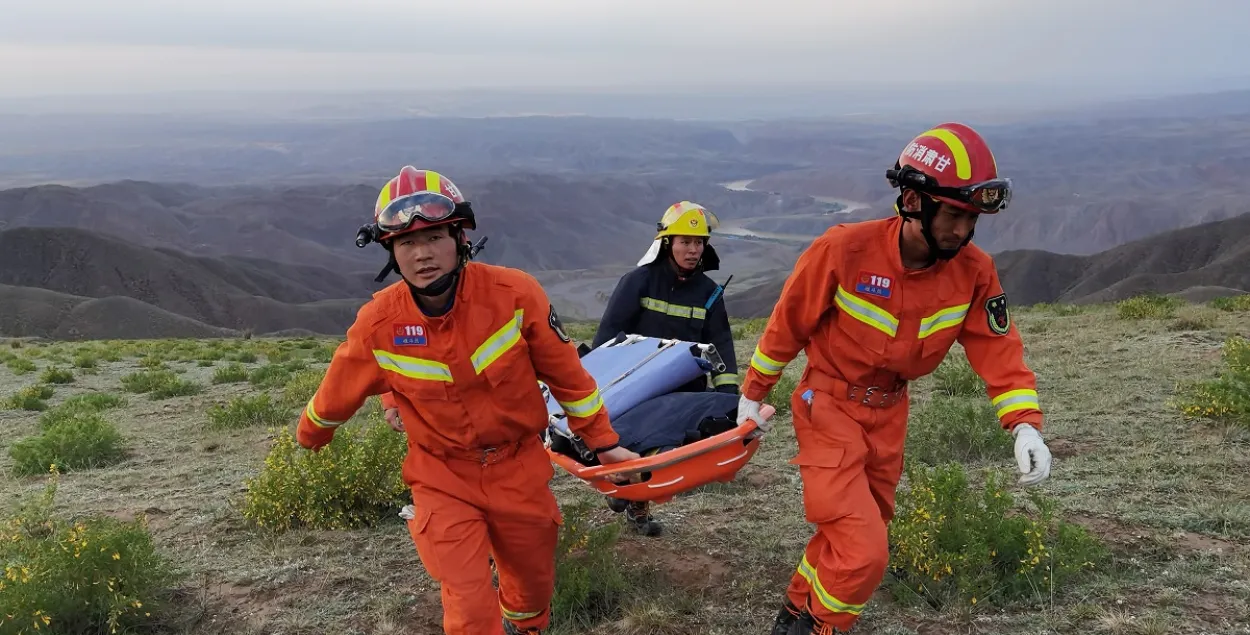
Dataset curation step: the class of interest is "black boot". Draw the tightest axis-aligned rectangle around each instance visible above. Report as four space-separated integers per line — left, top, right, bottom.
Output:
606 495 629 514
502 618 541 634
788 611 845 635
770 600 802 635
625 500 662 537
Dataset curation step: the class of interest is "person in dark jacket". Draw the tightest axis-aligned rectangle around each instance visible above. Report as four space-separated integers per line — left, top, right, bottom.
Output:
591 201 740 536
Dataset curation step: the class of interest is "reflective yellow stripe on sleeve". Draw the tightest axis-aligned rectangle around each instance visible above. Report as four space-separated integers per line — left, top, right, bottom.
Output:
918 303 970 338
713 372 739 387
796 555 867 615
834 285 899 337
991 389 1041 419
750 347 786 376
471 309 524 374
558 389 604 418
304 400 347 429
373 350 454 382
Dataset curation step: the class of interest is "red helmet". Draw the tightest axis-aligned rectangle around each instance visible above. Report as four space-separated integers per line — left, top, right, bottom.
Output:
372 166 476 242
887 122 1011 214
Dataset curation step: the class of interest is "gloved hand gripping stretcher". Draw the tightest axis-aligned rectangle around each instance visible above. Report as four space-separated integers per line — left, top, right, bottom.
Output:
542 333 776 504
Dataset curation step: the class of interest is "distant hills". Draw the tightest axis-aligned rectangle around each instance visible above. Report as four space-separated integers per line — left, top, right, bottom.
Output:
725 212 1250 319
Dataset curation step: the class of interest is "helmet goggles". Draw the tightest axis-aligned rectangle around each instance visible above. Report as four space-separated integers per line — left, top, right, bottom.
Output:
376 192 458 234
887 164 1012 213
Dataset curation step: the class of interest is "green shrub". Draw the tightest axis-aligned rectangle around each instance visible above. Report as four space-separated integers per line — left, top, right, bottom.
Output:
148 378 202 400
241 417 406 532
45 393 127 425
1210 294 1250 312
72 353 99 370
4 385 55 412
906 395 1011 465
1116 293 1183 320
7 357 37 375
249 364 292 389
206 393 291 431
39 366 75 385
9 412 125 477
764 373 799 416
932 354 984 398
120 369 179 393
730 317 771 340
887 462 1108 611
212 363 250 384
1171 335 1250 429
312 344 338 363
138 355 168 369
263 348 292 364
226 350 258 364
9 340 21 349
549 500 629 631
281 370 324 408
0 473 181 634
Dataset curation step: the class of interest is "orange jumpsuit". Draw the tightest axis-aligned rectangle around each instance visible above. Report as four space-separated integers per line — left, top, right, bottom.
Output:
297 261 620 635
741 216 1043 631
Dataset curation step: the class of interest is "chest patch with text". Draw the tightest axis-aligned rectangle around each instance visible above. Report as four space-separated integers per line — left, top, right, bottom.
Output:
854 271 894 299
392 324 428 346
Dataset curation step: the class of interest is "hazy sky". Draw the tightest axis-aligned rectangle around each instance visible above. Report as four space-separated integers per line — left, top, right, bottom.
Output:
2 0 1248 99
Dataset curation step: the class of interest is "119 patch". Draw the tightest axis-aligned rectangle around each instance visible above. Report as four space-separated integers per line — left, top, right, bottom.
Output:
392 323 428 346
854 271 893 299
985 293 1011 335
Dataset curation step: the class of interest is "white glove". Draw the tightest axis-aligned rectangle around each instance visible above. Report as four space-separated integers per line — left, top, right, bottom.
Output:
1012 424 1051 486
736 395 770 432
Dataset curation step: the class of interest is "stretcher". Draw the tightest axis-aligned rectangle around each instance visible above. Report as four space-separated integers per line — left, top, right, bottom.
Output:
542 334 776 504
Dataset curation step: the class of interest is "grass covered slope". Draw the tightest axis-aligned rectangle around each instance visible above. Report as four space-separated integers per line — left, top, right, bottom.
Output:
1 299 1248 635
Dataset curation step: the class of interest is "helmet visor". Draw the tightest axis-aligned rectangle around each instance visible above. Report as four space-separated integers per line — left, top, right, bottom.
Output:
377 192 457 233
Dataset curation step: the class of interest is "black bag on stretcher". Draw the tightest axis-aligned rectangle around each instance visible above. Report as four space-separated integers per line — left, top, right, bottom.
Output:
542 333 777 504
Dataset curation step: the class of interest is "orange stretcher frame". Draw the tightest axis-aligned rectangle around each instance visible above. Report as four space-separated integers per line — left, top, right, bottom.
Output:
545 404 777 504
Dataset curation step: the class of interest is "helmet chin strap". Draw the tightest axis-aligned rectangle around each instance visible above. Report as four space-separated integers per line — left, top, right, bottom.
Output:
896 192 974 262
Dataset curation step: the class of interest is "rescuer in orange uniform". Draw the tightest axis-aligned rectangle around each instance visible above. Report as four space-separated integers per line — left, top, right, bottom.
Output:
736 123 1054 635
296 166 641 635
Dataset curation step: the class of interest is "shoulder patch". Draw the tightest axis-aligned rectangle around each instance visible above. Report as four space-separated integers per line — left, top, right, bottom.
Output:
985 293 1011 335
548 304 571 342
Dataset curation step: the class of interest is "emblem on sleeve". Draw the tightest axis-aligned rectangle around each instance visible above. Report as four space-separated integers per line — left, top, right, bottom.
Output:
985 293 1011 335
548 304 571 342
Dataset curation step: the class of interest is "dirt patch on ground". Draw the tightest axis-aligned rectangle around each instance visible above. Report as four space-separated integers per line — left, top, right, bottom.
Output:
619 540 730 591
1070 513 1241 556
1046 437 1081 459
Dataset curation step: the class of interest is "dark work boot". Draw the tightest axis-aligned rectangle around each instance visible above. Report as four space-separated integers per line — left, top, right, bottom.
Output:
625 500 662 536
788 611 845 635
502 618 541 634
770 600 802 635
606 495 629 514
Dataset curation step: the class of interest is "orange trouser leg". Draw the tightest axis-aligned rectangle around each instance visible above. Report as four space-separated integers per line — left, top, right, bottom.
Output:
783 385 907 632
486 442 562 632
407 489 501 635
405 440 561 635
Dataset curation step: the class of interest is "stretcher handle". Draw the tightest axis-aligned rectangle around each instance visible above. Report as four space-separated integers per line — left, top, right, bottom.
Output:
562 404 777 481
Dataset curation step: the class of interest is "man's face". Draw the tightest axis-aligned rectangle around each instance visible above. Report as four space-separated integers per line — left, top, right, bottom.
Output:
392 225 460 287
928 202 979 250
669 235 705 270
902 190 979 250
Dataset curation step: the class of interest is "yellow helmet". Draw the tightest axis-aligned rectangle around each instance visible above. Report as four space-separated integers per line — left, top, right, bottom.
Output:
655 201 719 239
638 201 721 270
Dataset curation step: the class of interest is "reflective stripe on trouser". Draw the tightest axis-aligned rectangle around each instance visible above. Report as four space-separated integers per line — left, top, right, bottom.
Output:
404 439 561 635
783 378 906 631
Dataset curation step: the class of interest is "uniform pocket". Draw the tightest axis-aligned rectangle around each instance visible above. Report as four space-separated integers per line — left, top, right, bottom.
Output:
789 446 852 525
406 505 443 579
